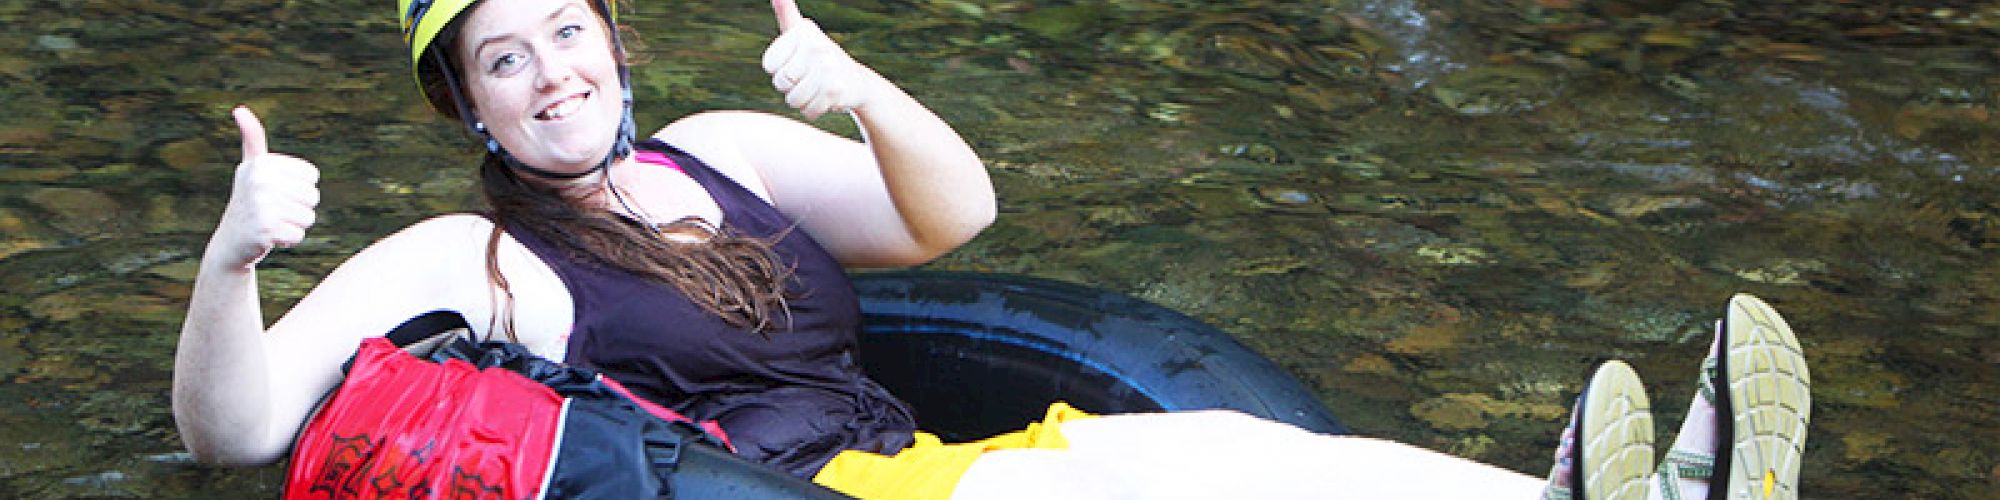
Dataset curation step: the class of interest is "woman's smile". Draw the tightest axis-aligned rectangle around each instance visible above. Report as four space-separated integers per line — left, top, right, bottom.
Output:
536 90 592 120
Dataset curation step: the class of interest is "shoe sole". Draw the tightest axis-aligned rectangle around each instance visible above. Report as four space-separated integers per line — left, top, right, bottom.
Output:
1577 360 1655 500
1713 294 1811 500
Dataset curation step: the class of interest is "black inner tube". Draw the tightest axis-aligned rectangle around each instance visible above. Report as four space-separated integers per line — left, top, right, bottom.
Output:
851 271 1347 440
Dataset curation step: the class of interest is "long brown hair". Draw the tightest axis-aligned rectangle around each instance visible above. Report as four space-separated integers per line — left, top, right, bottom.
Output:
423 1 797 334
478 155 797 334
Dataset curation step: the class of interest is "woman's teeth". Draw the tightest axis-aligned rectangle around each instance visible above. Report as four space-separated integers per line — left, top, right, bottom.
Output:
537 92 589 120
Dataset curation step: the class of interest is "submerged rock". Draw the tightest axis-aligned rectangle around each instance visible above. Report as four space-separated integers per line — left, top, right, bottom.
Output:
1414 245 1492 265
1387 320 1467 355
1412 394 1488 430
24 187 123 238
1228 255 1308 277
144 259 200 283
1428 64 1562 116
0 165 74 183
1342 353 1398 376
257 267 317 305
1600 193 1705 218
156 137 217 171
35 35 80 51
1841 430 1893 465
143 451 195 464
0 334 25 380
1410 392 1566 432
144 195 212 234
1817 362 1907 409
26 293 90 322
1248 185 1318 212
61 470 133 496
1729 258 1828 286
1911 446 1987 482
17 352 110 390
0 207 37 234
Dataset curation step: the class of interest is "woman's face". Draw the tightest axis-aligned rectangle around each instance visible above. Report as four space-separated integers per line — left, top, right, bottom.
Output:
455 0 624 175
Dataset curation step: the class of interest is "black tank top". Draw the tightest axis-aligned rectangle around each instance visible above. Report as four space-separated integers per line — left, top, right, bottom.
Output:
504 139 916 477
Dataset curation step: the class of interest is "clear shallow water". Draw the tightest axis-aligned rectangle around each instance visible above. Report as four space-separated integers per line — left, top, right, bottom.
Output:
2 0 1996 497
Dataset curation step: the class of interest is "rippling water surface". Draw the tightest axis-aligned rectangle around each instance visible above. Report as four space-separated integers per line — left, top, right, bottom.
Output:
2 0 1996 497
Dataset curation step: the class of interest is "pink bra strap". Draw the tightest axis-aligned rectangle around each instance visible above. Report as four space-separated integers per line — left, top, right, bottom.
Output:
632 150 684 172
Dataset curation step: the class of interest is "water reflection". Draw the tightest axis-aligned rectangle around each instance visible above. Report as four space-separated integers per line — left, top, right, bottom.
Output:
2 0 1995 497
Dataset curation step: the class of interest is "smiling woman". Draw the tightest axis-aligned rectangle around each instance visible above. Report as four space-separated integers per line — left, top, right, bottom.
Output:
164 0 1808 498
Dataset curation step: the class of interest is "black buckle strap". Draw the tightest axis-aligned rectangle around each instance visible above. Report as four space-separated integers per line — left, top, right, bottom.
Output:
383 309 473 347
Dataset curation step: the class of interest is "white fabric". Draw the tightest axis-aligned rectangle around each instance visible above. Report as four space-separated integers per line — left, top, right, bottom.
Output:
953 410 1543 499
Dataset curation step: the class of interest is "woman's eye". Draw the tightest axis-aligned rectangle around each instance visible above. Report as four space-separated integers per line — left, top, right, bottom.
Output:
556 24 582 40
489 53 523 73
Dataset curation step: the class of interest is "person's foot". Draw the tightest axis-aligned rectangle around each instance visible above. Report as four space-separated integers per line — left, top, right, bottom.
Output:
1650 294 1810 500
1543 360 1655 500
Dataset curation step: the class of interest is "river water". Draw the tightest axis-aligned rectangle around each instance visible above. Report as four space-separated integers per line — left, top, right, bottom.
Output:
2 0 1995 497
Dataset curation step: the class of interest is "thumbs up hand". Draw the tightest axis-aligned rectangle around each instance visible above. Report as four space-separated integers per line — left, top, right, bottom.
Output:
761 0 882 120
212 107 321 271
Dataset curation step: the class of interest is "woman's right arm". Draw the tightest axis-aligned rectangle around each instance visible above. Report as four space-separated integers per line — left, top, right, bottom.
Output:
172 107 320 465
172 108 498 465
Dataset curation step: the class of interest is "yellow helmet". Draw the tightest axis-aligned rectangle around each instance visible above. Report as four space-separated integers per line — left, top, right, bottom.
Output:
399 0 463 66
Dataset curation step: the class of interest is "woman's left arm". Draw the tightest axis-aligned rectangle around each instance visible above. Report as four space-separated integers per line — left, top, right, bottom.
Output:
663 0 993 268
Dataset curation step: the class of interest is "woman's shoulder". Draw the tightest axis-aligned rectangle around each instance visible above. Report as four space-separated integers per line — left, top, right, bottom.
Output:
302 213 516 321
650 111 785 202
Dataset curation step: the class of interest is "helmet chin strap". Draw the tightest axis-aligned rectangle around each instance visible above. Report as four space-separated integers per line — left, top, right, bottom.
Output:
471 119 627 181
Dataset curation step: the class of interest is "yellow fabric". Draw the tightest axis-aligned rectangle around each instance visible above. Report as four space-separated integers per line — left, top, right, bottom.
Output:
811 401 1097 500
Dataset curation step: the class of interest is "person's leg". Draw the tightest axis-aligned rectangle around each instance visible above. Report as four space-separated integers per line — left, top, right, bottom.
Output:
951 448 1133 500
954 295 1808 500
954 409 1543 499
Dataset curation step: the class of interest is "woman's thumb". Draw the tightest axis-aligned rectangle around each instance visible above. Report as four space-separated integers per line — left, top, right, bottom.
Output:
771 0 805 33
234 106 268 160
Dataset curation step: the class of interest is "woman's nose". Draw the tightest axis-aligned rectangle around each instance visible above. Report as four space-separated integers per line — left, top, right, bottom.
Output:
533 51 574 89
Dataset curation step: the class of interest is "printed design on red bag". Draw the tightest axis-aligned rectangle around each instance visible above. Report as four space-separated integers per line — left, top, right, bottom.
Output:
447 466 506 499
365 439 432 496
306 433 378 497
303 433 508 498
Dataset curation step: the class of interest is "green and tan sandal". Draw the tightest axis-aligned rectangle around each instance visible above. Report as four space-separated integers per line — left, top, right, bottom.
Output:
1715 294 1811 499
1655 294 1811 500
1544 360 1656 500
